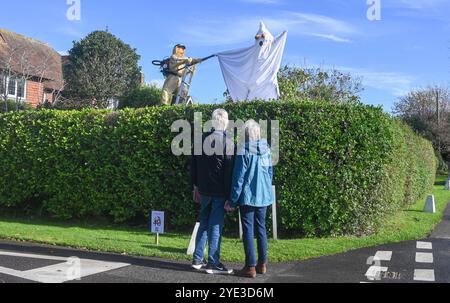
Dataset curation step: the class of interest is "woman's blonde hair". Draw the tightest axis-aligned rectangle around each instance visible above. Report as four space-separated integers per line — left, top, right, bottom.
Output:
212 109 229 131
245 119 261 142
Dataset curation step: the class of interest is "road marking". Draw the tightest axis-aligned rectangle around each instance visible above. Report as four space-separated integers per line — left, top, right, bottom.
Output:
374 251 392 261
416 242 433 250
415 252 434 264
0 251 68 261
0 250 129 283
365 266 388 281
414 269 435 282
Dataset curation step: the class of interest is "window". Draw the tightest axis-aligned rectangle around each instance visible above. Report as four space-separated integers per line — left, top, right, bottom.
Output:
0 74 5 95
8 77 16 96
17 78 25 98
0 75 27 100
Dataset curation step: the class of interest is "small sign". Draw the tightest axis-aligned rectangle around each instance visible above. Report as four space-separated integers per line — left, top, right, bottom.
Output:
151 211 165 234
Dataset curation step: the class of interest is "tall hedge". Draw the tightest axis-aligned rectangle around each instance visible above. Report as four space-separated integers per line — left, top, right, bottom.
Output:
0 101 436 236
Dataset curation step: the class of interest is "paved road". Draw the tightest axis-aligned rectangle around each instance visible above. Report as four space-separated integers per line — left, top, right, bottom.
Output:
1 205 449 283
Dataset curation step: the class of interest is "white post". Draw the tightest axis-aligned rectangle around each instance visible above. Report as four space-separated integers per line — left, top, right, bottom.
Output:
238 211 243 240
445 179 450 191
187 222 200 255
424 195 436 214
272 186 278 240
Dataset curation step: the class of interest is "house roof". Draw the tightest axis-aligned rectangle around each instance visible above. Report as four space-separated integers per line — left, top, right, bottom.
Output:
0 29 63 90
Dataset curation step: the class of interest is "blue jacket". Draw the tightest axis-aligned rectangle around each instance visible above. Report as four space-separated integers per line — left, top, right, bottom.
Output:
230 139 274 208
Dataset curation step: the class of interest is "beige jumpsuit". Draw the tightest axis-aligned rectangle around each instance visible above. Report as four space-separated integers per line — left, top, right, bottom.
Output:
161 50 201 105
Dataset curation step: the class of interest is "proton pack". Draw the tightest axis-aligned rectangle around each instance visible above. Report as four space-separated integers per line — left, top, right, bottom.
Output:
152 58 174 78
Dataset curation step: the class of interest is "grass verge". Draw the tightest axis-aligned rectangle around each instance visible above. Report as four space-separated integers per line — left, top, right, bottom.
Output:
0 176 449 262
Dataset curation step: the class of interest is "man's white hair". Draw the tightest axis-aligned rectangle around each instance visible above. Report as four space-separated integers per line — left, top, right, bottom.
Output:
212 109 229 131
245 119 261 142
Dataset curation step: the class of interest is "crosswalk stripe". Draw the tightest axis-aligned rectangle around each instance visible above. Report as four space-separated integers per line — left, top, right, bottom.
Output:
374 251 392 261
415 252 434 264
414 269 435 282
416 242 433 250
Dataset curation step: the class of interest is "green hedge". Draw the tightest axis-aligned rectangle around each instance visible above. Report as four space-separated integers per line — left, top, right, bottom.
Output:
0 101 436 236
0 100 34 113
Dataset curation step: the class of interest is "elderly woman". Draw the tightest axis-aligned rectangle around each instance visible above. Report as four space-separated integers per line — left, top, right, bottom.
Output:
225 120 274 278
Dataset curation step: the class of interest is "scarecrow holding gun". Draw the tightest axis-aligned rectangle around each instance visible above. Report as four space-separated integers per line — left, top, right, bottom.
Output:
159 44 202 105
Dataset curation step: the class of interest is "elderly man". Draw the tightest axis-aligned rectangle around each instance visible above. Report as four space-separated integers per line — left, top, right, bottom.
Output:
161 44 202 105
190 109 235 275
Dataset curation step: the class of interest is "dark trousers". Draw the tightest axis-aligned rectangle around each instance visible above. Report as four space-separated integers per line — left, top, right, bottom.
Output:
240 205 268 267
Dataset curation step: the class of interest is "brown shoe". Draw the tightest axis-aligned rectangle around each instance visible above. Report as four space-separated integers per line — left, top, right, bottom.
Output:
236 266 257 279
257 263 267 275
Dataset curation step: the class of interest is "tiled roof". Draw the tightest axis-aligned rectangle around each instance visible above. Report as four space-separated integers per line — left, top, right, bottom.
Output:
0 29 63 90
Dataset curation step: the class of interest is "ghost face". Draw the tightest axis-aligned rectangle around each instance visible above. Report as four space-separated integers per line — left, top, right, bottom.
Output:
255 32 274 48
255 32 273 60
255 34 267 47
254 22 275 60
255 22 274 47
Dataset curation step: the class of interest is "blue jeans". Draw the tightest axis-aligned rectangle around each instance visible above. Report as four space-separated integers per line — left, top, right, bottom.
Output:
193 196 226 266
240 205 268 267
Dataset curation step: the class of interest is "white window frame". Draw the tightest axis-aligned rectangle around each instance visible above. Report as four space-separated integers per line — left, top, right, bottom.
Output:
0 75 27 102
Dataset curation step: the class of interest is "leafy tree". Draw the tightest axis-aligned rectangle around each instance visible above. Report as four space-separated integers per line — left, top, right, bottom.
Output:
278 65 363 104
118 85 162 109
223 65 363 104
64 31 141 109
393 85 450 162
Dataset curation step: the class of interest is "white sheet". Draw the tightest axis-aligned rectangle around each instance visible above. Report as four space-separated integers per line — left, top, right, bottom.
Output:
216 22 288 102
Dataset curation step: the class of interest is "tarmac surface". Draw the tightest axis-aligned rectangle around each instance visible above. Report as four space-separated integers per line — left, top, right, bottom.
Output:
0 204 449 283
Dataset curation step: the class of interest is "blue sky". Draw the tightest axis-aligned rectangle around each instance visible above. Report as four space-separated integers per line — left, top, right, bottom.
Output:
1 0 449 112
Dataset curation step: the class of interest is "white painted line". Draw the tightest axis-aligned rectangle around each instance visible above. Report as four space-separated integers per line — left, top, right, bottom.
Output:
365 266 388 281
24 259 129 283
0 250 129 283
414 269 435 282
416 242 433 250
415 252 434 264
0 251 68 261
374 251 392 261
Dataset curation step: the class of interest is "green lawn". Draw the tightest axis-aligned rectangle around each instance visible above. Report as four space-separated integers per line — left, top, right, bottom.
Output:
0 176 449 263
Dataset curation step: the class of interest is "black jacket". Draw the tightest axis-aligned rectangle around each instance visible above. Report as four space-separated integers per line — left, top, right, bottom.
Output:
191 131 235 199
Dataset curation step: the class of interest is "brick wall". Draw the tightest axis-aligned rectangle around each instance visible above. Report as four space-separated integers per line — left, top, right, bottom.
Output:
26 80 44 107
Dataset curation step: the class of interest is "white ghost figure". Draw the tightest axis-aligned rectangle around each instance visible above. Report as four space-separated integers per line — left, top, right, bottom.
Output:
216 22 288 102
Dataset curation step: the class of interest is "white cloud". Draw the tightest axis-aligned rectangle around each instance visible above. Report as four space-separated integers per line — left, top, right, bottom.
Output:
340 67 416 97
55 27 84 39
398 0 448 9
58 50 69 56
309 34 352 43
284 60 416 97
240 0 282 4
179 12 357 46
147 79 164 88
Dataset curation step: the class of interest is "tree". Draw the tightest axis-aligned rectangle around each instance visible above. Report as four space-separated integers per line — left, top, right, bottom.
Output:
118 84 162 109
393 86 450 162
0 44 64 112
63 31 141 109
278 65 363 104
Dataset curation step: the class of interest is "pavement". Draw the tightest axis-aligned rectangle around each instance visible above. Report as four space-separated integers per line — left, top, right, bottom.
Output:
0 204 449 284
